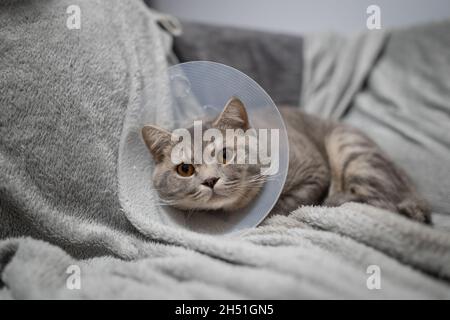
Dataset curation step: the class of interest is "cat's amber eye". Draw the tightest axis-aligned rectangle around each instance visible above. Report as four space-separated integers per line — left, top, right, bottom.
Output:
176 163 195 177
217 147 234 164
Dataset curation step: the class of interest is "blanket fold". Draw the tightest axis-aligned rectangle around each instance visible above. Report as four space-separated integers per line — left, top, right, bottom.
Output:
1 203 450 299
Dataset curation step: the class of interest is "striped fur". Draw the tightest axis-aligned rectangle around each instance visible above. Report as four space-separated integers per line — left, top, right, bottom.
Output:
276 107 431 223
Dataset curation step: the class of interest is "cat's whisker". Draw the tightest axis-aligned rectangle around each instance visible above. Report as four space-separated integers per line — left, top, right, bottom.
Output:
191 190 204 200
141 192 176 205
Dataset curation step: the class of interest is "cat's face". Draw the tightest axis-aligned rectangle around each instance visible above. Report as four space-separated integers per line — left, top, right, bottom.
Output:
142 98 265 211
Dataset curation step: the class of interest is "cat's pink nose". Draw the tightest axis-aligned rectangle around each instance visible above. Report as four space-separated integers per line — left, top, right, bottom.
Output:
202 177 219 189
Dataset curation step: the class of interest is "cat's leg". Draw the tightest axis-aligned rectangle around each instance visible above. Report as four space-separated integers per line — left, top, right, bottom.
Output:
272 136 330 216
323 125 431 223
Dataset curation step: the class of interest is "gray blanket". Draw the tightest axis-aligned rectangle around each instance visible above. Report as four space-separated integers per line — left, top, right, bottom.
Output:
1 0 449 299
302 23 450 224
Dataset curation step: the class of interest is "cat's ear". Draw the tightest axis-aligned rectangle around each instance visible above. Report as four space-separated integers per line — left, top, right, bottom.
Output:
141 125 172 162
213 97 250 130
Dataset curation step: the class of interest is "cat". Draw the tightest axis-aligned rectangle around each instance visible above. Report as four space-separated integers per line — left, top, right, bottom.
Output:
142 97 431 224
141 97 264 211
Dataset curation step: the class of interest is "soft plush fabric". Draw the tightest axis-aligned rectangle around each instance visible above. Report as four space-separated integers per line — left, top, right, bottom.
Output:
301 21 450 227
0 0 449 299
1 204 450 299
0 0 171 259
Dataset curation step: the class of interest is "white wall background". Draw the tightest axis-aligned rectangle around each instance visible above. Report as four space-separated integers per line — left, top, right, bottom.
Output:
150 0 450 35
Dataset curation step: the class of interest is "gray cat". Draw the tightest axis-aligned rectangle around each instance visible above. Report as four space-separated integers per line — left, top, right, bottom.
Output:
142 98 431 223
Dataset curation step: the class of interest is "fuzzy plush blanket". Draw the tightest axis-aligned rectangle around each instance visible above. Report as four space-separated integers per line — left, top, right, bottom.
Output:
1 204 450 299
0 0 449 299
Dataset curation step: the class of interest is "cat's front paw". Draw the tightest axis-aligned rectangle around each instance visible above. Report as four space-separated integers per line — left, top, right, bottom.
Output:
324 193 432 224
397 199 432 224
323 192 362 207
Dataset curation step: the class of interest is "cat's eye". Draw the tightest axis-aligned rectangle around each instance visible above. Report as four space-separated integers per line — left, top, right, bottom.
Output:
176 163 195 177
217 147 234 164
